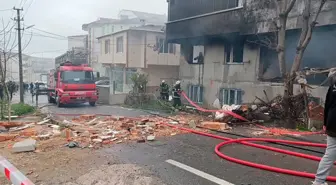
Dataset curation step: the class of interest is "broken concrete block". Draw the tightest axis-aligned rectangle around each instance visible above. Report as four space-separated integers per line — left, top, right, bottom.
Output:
146 122 156 127
169 121 178 125
92 139 103 143
52 129 61 136
12 139 36 153
38 133 51 140
147 135 155 141
188 120 196 129
99 135 113 140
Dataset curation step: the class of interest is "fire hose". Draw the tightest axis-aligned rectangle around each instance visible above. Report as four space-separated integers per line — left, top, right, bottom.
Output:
179 91 323 136
44 92 333 181
172 91 335 181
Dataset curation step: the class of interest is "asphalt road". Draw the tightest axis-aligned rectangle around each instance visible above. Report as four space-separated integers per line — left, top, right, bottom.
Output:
23 94 336 185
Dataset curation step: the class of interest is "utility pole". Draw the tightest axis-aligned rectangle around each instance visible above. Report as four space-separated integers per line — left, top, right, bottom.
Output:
13 7 24 103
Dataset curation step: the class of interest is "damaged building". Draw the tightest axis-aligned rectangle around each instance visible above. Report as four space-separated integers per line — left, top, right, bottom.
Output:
166 0 336 107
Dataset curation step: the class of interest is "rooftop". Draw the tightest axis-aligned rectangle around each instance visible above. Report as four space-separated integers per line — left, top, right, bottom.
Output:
96 25 165 39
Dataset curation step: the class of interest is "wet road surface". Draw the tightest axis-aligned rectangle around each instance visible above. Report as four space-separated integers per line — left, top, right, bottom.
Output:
25 94 336 185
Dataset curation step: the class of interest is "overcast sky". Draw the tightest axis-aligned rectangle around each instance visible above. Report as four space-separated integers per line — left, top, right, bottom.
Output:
0 0 168 58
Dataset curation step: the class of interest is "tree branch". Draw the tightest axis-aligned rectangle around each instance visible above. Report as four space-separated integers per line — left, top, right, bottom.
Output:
284 0 297 15
301 0 327 48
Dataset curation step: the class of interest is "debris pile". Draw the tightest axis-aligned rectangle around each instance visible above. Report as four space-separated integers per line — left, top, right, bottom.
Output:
213 94 324 126
0 114 213 152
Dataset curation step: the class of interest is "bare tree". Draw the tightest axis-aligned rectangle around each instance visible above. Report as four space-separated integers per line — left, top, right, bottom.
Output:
270 0 327 128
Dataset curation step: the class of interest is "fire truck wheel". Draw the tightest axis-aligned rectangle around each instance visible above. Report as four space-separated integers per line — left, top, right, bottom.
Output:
89 102 96 106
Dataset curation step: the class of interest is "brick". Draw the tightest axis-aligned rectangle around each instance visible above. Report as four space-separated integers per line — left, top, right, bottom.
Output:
0 134 17 142
201 122 229 130
20 128 37 137
12 139 36 153
79 115 96 121
0 122 23 129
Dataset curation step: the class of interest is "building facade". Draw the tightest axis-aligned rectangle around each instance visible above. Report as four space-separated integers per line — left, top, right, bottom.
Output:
97 25 180 93
82 10 167 77
23 56 54 83
68 35 88 50
166 0 336 107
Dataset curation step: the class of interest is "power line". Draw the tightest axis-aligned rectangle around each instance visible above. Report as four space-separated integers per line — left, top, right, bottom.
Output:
30 27 67 38
23 0 34 17
19 0 26 7
0 9 12 12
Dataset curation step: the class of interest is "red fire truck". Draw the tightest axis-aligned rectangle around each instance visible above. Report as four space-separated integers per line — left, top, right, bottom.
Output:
47 61 98 107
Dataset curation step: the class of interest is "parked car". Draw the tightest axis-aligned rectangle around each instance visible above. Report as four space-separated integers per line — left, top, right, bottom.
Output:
95 80 109 85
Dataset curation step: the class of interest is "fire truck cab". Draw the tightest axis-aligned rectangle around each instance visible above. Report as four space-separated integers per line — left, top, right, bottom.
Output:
47 61 98 107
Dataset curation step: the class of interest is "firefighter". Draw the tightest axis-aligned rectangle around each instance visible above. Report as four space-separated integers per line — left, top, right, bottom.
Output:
29 82 34 94
6 81 17 101
172 80 182 108
159 80 169 101
0 83 3 100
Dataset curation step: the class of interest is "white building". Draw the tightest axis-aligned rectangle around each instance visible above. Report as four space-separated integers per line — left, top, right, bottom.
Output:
82 10 167 77
23 56 54 83
68 35 88 50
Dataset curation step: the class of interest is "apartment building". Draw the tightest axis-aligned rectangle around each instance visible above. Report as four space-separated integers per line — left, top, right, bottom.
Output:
97 25 180 93
82 10 167 76
166 0 336 107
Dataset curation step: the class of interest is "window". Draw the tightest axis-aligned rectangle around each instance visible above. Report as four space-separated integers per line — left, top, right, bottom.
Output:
104 39 110 54
116 36 123 53
188 85 203 103
219 88 242 105
61 71 94 84
168 43 176 54
228 0 240 9
224 40 244 63
156 37 176 54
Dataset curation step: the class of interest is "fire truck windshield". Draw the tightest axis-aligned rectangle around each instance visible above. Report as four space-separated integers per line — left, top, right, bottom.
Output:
61 71 94 84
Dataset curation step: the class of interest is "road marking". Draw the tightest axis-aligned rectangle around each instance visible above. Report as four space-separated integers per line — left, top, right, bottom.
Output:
166 159 235 185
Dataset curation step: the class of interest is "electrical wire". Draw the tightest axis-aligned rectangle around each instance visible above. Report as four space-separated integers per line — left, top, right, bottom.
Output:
0 9 12 12
23 0 35 17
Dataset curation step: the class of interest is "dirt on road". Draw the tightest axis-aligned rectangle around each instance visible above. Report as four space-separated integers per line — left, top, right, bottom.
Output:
0 137 165 185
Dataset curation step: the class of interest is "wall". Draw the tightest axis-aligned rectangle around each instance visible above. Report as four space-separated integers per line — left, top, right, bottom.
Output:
113 32 127 64
179 42 329 107
98 35 114 64
145 32 180 66
141 65 179 87
166 0 336 41
127 30 145 68
259 25 336 85
68 35 87 50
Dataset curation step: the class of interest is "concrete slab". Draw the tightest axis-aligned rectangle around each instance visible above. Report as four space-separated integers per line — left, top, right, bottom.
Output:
12 138 36 153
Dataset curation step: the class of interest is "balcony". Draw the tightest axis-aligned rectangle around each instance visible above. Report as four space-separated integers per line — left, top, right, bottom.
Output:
166 0 245 41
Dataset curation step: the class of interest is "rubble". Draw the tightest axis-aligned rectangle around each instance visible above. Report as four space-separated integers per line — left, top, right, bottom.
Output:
147 135 155 141
12 139 36 153
201 122 231 130
0 111 207 151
